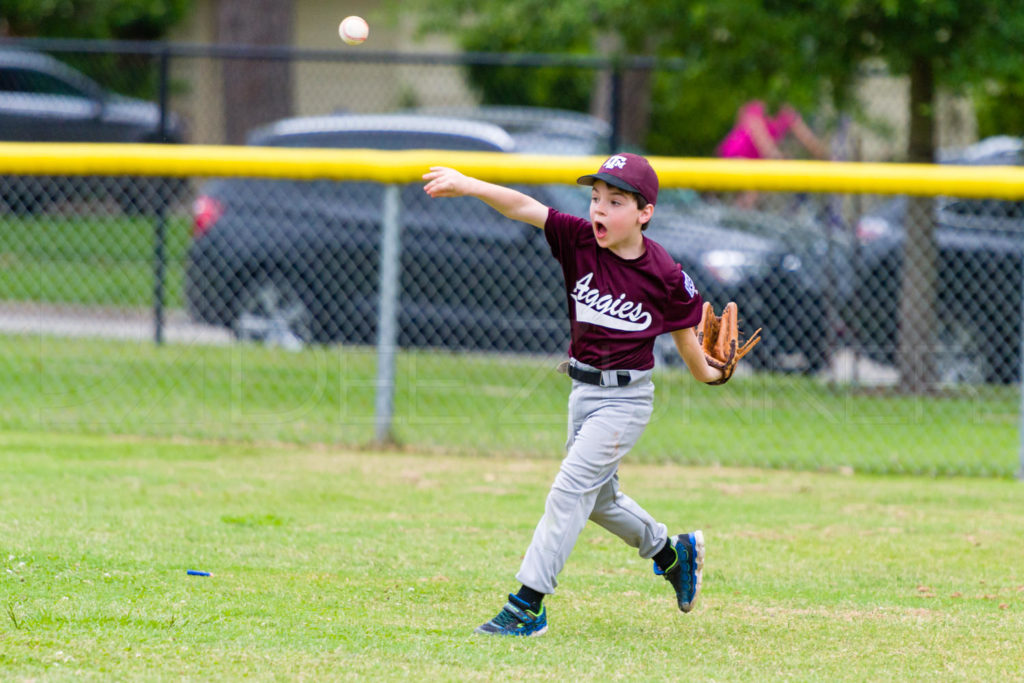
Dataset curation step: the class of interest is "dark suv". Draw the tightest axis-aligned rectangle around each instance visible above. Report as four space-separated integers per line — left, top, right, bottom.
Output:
850 136 1024 383
405 105 612 155
0 47 185 213
185 114 570 352
185 111 850 368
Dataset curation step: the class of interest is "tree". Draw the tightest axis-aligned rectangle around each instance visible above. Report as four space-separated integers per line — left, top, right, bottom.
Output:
747 1 1024 390
215 0 294 145
409 0 679 149
414 0 1024 390
407 0 831 153
2 0 191 40
974 78 1024 139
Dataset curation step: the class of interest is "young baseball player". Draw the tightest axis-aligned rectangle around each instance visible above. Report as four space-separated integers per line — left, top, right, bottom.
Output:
423 153 725 637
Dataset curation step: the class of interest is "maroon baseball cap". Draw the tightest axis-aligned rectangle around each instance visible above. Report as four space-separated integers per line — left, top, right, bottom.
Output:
577 153 659 205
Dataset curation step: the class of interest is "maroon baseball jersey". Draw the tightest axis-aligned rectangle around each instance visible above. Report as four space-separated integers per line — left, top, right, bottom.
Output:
544 207 703 370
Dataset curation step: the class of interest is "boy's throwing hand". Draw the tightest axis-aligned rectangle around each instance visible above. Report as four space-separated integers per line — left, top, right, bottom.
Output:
423 167 472 198
422 166 550 229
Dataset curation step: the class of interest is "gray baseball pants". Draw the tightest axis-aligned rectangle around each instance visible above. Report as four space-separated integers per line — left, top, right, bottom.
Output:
515 365 668 595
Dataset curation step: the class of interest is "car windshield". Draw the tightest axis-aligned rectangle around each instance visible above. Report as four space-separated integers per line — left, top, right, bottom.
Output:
944 199 1024 219
0 67 86 97
260 130 504 152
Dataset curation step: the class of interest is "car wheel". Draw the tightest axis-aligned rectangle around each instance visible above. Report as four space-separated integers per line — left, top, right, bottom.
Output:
232 274 314 351
934 318 986 385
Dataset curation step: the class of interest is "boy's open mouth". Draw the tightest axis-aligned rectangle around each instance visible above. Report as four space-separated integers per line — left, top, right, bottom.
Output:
594 222 608 239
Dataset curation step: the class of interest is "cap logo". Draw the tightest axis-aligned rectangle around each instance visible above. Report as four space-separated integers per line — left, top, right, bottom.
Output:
603 155 628 170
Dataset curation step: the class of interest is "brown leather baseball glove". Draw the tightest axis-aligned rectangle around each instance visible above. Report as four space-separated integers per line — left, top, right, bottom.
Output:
698 301 762 385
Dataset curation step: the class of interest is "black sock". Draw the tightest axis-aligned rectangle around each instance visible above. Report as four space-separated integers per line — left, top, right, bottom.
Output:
515 585 545 612
653 538 676 572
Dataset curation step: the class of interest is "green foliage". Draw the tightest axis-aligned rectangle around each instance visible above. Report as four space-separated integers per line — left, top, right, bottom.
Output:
754 0 1024 94
974 79 1024 138
2 0 191 40
647 70 746 156
412 0 597 117
410 0 1024 154
460 34 593 112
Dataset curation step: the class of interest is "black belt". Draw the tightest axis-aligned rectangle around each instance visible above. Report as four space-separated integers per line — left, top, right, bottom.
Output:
568 365 632 387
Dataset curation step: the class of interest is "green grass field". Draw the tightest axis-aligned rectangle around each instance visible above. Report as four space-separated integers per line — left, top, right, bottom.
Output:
1 335 1023 678
3 158 1022 678
0 209 1019 476
1 336 1020 477
0 214 191 307
2 431 1023 680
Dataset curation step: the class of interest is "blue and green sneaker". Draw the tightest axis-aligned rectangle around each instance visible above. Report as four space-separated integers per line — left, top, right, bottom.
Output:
474 594 547 636
653 531 704 612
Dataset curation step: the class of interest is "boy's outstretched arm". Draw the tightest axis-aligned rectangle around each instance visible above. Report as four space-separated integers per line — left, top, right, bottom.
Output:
671 327 725 384
423 166 549 229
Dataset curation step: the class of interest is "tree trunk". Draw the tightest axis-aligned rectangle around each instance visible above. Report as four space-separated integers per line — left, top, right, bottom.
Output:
590 32 654 151
619 63 653 149
897 57 939 391
216 0 295 145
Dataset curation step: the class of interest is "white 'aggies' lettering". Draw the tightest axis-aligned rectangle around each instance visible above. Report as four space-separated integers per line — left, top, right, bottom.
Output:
571 273 652 332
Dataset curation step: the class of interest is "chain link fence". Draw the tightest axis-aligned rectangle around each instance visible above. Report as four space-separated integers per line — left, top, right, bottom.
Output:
1 39 1022 477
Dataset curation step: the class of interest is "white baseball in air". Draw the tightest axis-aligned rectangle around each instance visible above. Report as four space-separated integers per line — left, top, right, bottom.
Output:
339 16 369 45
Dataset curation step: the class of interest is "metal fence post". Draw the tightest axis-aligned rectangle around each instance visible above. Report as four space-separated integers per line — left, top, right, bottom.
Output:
152 45 171 346
609 61 622 153
1019 254 1024 480
374 184 402 445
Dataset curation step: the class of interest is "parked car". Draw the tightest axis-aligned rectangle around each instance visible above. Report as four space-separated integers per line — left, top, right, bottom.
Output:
185 111 851 371
850 136 1024 383
186 114 570 352
405 105 612 155
0 47 186 214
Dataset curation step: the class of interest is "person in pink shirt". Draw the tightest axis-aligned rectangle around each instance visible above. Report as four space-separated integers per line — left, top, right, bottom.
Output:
717 100 829 160
716 101 830 208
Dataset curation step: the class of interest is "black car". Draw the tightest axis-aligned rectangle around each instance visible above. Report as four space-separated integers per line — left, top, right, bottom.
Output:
850 136 1024 383
185 111 849 370
0 47 186 213
186 113 571 352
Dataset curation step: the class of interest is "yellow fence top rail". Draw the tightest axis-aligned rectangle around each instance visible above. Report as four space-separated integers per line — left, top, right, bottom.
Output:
2 142 1024 199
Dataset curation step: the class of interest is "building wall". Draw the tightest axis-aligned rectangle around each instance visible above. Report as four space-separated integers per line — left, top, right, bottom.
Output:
168 0 220 145
852 73 977 162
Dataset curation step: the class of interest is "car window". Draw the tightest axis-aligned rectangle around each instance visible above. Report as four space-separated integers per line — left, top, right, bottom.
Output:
0 67 86 97
944 199 1024 220
262 130 504 152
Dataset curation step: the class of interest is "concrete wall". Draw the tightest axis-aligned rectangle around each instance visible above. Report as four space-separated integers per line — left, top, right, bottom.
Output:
851 73 977 162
